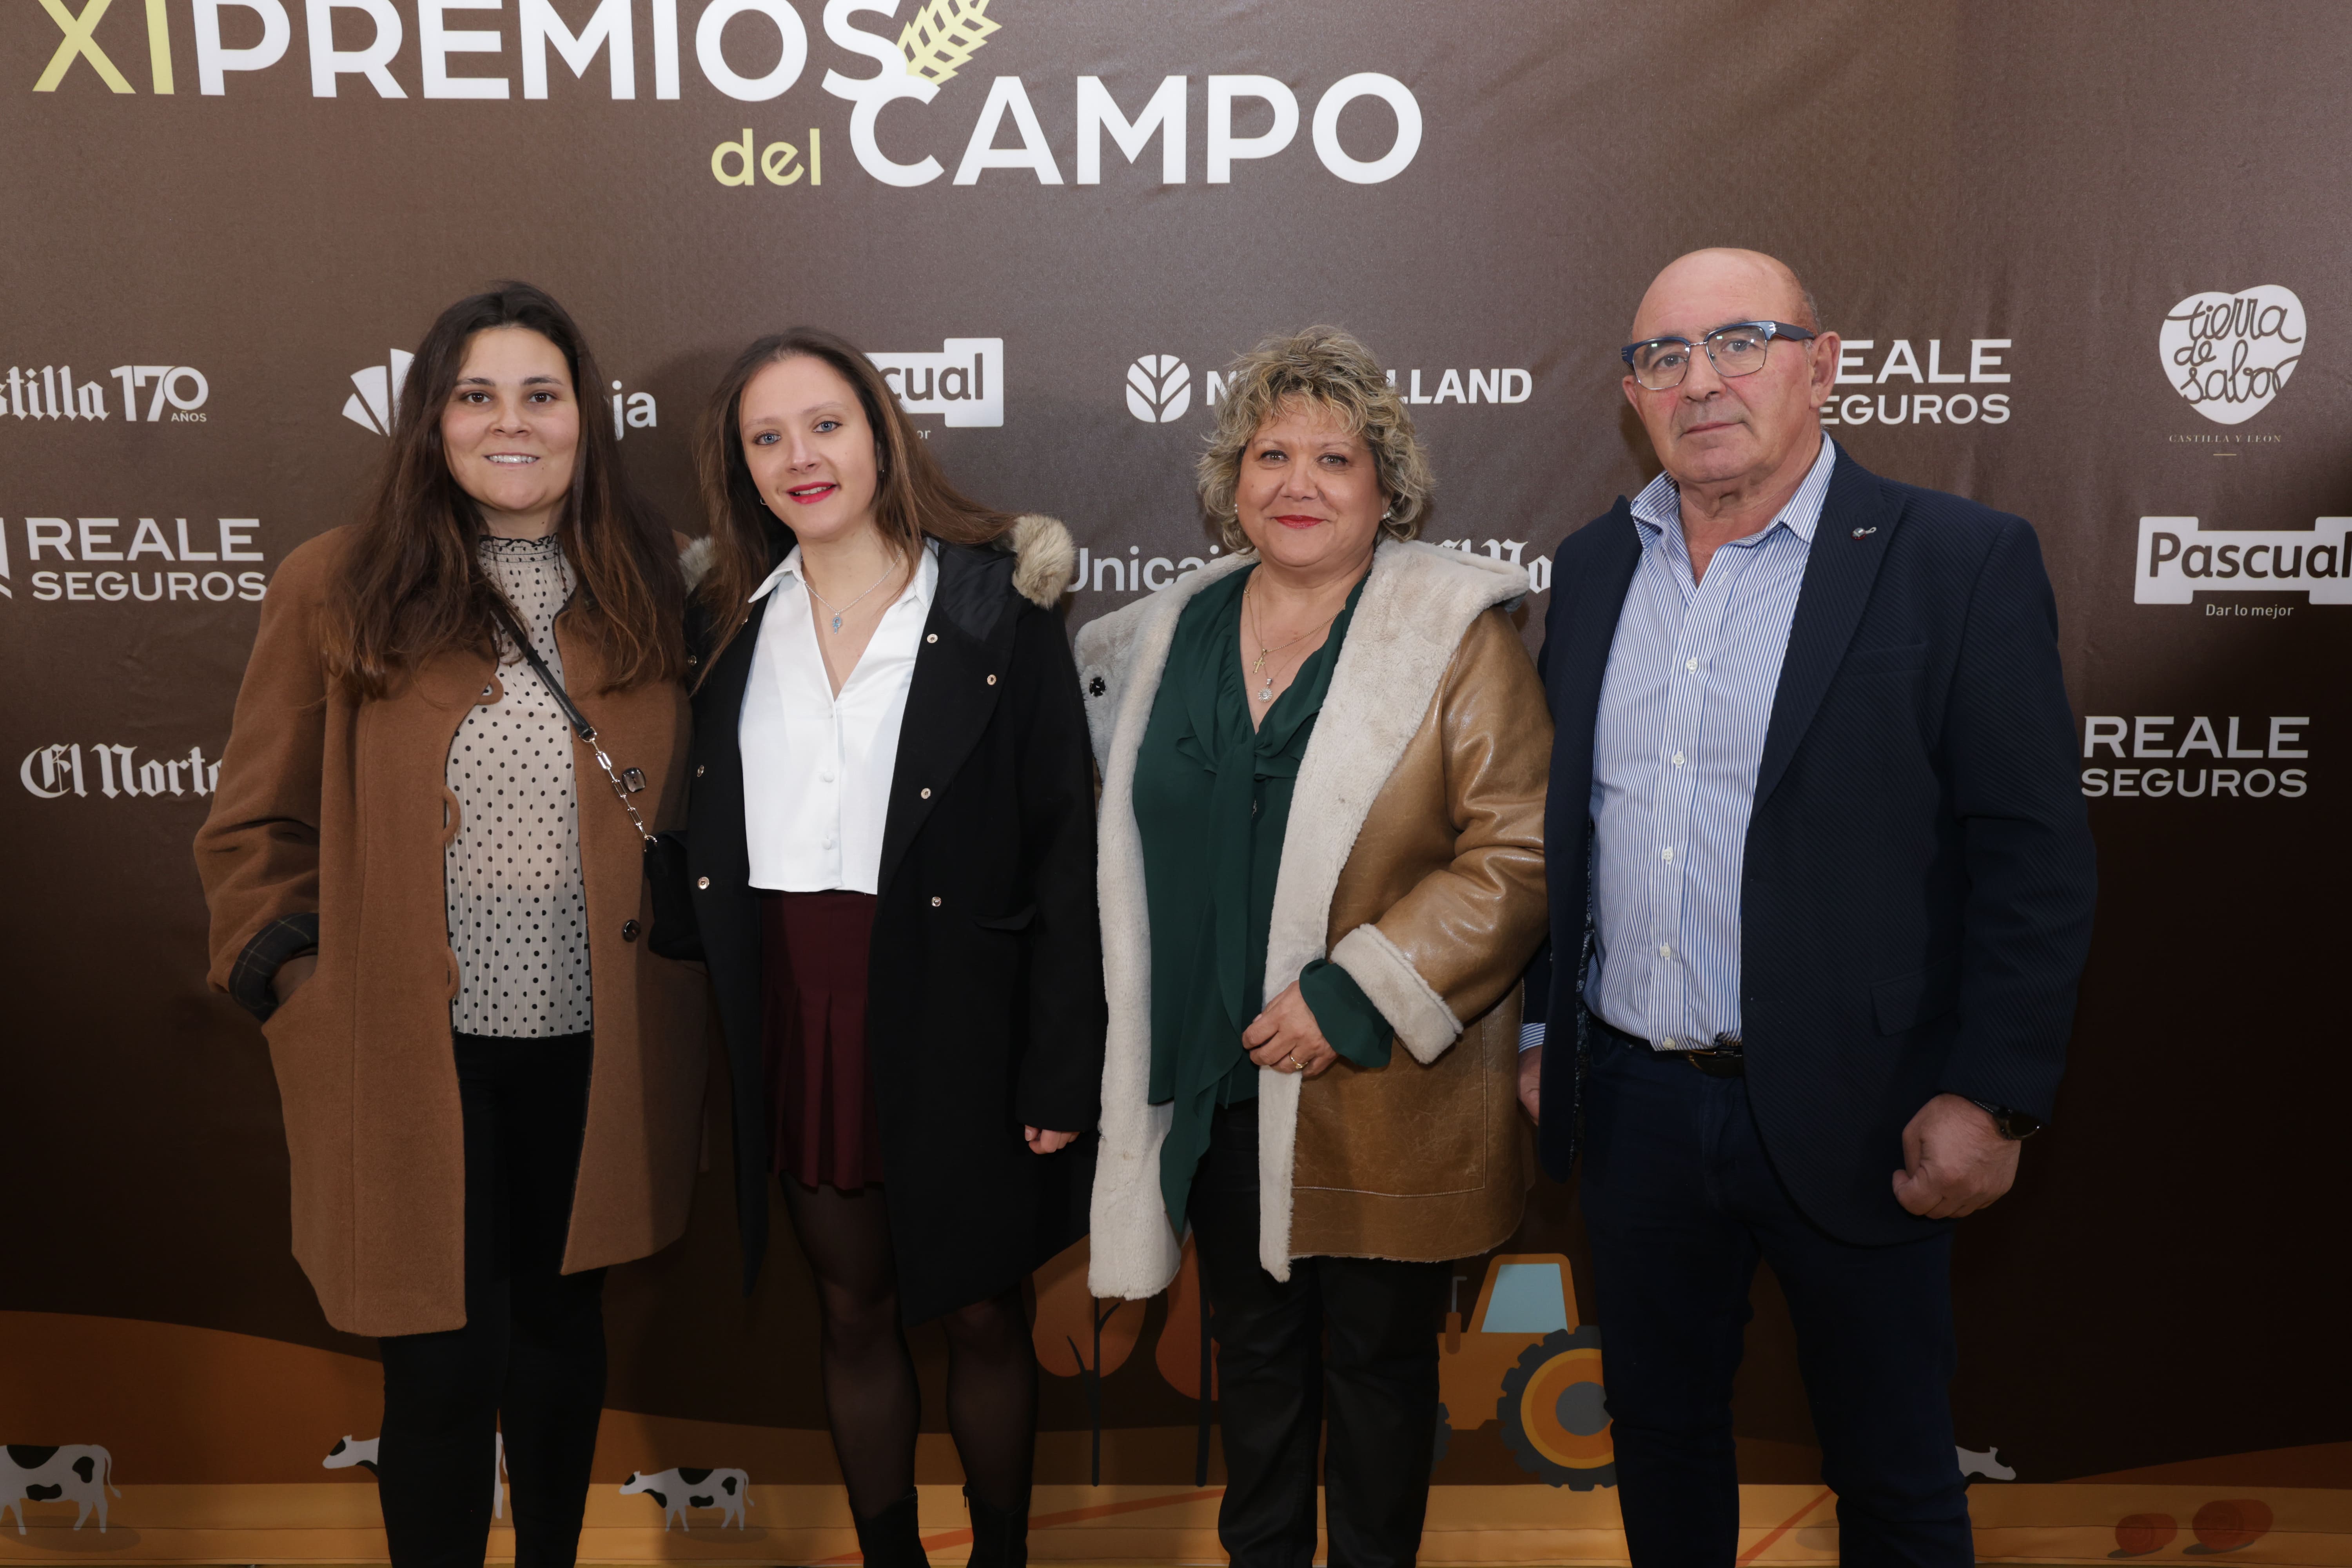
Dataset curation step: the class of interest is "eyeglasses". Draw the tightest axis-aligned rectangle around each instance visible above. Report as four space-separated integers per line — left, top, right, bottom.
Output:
1620 320 1817 391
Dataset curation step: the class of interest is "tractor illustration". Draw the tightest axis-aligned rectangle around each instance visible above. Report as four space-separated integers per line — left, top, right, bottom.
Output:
1436 1252 1615 1490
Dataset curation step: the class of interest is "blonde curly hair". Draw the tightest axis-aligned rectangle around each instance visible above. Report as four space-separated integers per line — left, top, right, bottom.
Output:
1197 326 1434 553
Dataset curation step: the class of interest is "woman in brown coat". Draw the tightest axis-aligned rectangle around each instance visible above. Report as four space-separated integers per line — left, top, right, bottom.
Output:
195 283 703 1568
1076 327 1550 1568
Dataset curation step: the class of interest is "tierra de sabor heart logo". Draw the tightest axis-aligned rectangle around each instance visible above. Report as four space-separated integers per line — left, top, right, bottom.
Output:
2160 285 2303 425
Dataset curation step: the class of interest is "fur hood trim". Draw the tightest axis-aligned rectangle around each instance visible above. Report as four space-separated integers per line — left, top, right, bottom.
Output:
679 534 718 592
675 519 1071 608
1075 541 1530 1298
1004 514 1076 609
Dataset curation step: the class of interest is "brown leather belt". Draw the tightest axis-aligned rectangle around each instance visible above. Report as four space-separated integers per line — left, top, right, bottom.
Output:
1592 1014 1746 1077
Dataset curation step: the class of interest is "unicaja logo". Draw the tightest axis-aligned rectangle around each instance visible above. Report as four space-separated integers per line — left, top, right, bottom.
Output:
343 350 414 435
2160 287 2303 425
1127 356 1192 423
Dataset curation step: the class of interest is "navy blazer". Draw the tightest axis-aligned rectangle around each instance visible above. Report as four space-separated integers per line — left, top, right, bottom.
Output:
1527 448 2096 1245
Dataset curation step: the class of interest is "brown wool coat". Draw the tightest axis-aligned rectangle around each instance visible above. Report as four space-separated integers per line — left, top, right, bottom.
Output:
1078 541 1552 1298
194 528 706 1338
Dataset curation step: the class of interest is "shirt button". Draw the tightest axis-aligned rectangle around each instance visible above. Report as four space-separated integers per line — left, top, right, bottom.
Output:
621 919 641 942
926 633 938 644
821 769 835 782
1662 847 1674 862
1659 944 1672 958
822 833 836 848
696 876 710 889
1671 752 1685 767
920 787 932 799
1660 1036 1676 1049
986 673 998 686
695 764 706 777
1685 657 1699 673
930 895 942 907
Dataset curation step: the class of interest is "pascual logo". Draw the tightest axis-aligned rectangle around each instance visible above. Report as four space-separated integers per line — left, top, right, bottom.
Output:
2160 286 2302 425
2080 713 2309 801
342 349 414 434
870 339 1001 427
2136 517 2350 606
21 741 223 800
1818 337 2011 429
0 517 269 603
1127 356 1191 423
3 364 209 422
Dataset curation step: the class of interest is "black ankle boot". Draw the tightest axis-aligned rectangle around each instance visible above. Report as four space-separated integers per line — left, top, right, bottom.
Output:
963 1486 1029 1568
854 1491 929 1568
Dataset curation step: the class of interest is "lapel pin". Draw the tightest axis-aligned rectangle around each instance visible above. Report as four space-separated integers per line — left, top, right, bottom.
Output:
1850 527 1877 540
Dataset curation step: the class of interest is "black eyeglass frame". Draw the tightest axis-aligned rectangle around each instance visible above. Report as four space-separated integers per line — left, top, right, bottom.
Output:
1620 320 1819 388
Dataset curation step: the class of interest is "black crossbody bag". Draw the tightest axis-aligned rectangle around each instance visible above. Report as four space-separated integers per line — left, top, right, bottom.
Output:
489 601 704 962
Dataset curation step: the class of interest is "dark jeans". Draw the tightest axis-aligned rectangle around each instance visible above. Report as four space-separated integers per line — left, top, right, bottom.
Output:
378 1033 605 1568
1189 1099 1450 1568
1579 1027 1971 1568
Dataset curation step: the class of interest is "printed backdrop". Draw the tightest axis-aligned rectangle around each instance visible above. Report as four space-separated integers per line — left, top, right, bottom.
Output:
3 1 2346 1561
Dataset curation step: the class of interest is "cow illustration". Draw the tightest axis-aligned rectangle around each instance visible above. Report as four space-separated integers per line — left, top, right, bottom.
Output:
2 1445 120 1534
325 1434 508 1518
620 1468 752 1530
1958 1445 2017 1481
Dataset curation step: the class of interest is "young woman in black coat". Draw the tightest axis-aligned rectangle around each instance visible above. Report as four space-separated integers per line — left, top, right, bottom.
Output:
679 328 1103 1568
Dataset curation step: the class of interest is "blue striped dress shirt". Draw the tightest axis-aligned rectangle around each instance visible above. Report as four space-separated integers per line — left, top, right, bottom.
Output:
1581 436 1839 1050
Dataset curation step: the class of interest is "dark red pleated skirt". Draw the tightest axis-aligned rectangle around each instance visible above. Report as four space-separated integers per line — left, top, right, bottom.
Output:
759 889 886 1191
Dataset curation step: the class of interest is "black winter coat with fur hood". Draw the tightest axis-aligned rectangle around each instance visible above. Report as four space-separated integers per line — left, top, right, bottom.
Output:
682 514 1105 1324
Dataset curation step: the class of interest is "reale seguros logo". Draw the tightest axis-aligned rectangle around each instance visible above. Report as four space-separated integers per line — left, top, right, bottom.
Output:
0 516 269 604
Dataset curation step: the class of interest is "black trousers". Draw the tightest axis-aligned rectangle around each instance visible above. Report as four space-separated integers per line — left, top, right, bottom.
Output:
1579 1028 1972 1568
377 1033 606 1568
1189 1099 1450 1568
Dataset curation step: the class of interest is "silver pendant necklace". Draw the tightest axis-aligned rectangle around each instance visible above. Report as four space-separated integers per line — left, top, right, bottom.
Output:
805 562 894 632
1245 581 1336 704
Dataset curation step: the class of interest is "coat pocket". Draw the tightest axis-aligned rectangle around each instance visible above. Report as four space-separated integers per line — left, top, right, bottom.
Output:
974 904 1037 932
1870 958 1960 1035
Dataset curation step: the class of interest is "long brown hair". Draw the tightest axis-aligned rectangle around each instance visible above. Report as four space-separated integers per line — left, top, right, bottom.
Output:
323 282 685 698
693 327 1016 671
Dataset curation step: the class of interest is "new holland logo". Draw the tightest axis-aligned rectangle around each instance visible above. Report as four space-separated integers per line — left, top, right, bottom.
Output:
869 339 1002 428
1127 356 1191 423
343 350 415 435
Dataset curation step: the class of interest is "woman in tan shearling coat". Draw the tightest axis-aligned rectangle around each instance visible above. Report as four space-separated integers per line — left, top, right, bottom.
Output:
1077 327 1550 1568
196 284 703 1568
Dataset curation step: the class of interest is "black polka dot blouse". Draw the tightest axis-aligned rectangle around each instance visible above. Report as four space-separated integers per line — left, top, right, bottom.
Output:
444 535 592 1038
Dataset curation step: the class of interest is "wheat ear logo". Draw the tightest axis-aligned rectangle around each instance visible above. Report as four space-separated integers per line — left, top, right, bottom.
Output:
898 0 999 85
343 350 414 436
1127 356 1192 423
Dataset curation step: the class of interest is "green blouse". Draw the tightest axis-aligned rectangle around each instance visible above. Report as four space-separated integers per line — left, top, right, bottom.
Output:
1134 565 1394 1232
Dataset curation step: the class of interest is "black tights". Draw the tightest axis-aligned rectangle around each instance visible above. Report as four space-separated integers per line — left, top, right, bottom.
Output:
378 1034 605 1568
779 1179 1037 1520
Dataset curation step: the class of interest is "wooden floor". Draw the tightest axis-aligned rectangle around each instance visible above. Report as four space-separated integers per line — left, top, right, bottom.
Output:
2 1482 2347 1566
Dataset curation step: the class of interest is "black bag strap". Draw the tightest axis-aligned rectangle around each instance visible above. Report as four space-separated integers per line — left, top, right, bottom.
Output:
488 598 656 846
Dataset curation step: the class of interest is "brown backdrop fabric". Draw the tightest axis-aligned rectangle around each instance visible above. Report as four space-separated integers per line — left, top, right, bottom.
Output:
2 0 2344 1492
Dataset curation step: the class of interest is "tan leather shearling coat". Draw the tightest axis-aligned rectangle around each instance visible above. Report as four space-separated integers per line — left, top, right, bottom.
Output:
1080 540 1550 1297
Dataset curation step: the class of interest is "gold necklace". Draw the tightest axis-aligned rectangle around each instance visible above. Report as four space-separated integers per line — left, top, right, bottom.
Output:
1244 581 1339 704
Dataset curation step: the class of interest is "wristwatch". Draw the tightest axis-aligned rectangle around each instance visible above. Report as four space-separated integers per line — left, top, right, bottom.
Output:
1968 1099 2043 1140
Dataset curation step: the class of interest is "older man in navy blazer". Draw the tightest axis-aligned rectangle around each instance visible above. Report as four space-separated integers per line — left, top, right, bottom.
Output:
1519 249 2096 1566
